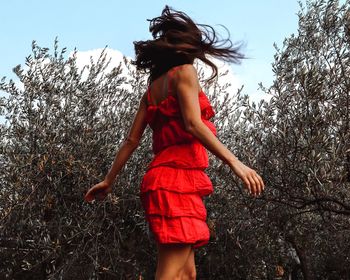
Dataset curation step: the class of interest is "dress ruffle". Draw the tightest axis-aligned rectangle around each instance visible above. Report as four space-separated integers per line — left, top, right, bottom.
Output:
141 189 207 218
146 91 215 125
140 165 213 249
145 215 210 248
141 165 213 196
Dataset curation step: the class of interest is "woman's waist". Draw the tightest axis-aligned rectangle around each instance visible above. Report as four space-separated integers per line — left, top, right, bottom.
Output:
147 142 209 170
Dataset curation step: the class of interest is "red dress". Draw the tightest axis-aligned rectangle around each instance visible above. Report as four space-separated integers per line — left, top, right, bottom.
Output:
140 66 217 249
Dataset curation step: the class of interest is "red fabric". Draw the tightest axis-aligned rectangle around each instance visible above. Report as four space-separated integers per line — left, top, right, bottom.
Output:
140 66 217 248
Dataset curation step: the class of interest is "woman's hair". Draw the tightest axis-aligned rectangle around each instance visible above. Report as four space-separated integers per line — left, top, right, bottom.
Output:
133 5 245 83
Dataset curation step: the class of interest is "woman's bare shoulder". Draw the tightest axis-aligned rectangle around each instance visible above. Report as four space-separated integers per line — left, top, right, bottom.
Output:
172 64 200 89
175 64 198 76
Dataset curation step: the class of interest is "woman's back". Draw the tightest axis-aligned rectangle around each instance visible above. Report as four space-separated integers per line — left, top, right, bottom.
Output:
144 65 216 169
147 64 201 106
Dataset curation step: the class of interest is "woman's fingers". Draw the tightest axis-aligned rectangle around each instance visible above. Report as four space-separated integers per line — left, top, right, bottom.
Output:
231 161 265 198
257 174 265 191
242 177 252 195
84 183 111 202
247 175 257 196
84 188 96 201
84 192 93 202
95 192 106 201
242 171 265 197
84 189 98 202
252 173 263 196
85 190 106 202
252 173 265 197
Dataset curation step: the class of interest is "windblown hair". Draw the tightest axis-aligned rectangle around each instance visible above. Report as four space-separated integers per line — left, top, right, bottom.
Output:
133 5 245 83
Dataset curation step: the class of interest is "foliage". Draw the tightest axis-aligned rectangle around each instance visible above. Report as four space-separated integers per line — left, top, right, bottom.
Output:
1 0 350 279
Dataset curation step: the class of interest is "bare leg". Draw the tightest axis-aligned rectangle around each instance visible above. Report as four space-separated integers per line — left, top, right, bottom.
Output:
155 243 192 280
178 246 196 280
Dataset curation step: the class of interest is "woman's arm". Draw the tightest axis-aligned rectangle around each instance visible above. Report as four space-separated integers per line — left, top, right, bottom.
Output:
174 64 264 196
104 92 149 185
84 92 149 202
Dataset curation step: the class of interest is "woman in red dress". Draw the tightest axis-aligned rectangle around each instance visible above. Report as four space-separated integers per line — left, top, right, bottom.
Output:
85 6 265 279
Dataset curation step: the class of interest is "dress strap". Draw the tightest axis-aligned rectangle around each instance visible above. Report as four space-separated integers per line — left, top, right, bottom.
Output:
146 86 152 106
147 73 169 106
146 66 180 106
167 65 180 95
161 73 168 100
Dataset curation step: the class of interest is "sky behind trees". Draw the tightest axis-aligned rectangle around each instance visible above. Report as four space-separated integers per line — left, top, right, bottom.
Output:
2 0 306 101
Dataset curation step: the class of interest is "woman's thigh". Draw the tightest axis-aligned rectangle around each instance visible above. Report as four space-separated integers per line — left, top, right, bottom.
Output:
155 243 192 279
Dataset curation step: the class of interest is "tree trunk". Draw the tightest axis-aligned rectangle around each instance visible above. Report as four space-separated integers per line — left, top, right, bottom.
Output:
286 236 315 280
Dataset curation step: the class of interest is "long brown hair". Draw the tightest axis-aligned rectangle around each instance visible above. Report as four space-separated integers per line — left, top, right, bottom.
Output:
133 5 245 83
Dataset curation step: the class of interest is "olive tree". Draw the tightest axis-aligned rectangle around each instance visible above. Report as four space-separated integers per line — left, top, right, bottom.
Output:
0 38 156 279
203 0 350 279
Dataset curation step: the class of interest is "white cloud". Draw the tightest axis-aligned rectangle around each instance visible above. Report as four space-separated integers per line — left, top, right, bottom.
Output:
70 48 135 83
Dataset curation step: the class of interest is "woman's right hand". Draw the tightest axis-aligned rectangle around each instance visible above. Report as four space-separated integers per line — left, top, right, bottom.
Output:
84 180 113 202
229 160 265 197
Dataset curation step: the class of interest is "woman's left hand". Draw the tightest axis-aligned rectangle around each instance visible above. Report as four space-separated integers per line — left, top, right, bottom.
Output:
84 180 112 202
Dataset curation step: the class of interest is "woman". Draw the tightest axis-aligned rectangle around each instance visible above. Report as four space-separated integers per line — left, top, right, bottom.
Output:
85 6 265 280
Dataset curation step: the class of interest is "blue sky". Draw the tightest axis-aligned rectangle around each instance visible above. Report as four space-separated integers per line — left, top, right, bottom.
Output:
1 0 306 101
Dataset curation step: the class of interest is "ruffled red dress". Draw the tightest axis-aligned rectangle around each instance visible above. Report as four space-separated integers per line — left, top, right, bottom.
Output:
140 66 217 249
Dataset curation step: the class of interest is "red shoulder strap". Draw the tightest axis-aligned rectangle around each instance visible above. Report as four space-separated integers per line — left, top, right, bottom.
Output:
167 65 180 94
146 86 151 105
